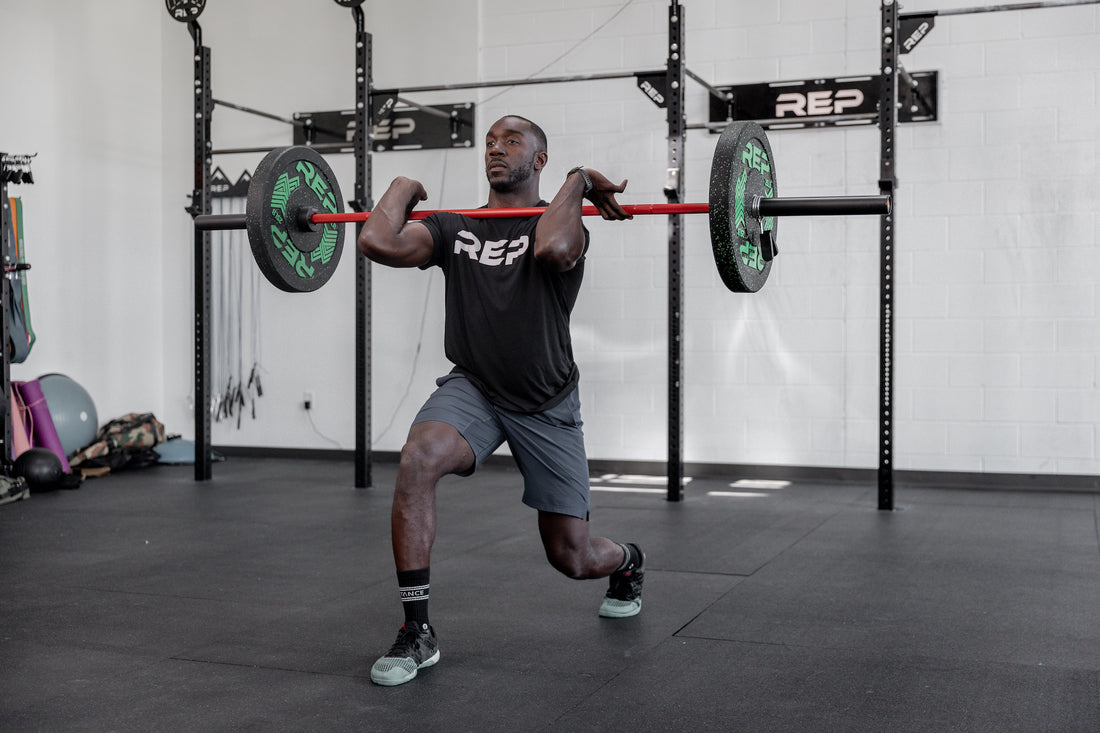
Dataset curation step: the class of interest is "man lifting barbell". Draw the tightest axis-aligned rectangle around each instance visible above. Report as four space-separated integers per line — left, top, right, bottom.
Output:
191 118 890 686
357 115 645 687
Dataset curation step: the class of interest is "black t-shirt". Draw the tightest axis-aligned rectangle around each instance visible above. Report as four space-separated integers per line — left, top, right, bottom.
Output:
420 206 588 413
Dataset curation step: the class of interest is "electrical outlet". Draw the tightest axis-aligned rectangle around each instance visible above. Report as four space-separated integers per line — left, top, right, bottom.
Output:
303 391 315 410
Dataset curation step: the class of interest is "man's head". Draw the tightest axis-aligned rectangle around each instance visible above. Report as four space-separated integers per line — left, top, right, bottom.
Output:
485 115 548 194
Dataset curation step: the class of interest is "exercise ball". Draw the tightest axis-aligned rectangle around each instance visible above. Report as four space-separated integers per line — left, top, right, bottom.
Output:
38 373 98 456
14 447 64 491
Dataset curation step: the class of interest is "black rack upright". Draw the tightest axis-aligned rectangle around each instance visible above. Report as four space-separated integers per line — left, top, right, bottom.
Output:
0 165 14 469
352 6 373 489
188 11 374 485
0 151 37 471
878 1 899 510
189 21 214 480
665 2 686 501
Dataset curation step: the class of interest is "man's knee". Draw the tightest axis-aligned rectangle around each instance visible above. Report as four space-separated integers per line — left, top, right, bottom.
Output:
538 511 600 580
544 543 592 580
399 423 472 481
399 440 449 482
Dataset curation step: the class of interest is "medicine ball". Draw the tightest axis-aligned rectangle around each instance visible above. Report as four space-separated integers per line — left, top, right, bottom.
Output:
14 447 65 492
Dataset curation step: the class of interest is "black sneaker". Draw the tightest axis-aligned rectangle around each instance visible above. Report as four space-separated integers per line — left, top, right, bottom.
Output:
370 624 440 686
598 544 645 618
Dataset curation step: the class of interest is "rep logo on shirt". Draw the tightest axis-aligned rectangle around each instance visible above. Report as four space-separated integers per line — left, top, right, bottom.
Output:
454 231 529 267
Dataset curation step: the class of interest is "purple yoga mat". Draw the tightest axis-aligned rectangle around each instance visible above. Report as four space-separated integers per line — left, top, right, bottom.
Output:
14 379 71 473
11 387 31 460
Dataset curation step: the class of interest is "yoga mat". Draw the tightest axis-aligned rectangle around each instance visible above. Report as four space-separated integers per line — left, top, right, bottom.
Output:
10 387 31 460
15 380 71 473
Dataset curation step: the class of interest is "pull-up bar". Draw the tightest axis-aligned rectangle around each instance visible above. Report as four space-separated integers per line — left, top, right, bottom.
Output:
375 65 722 97
902 0 1099 17
214 99 305 128
898 0 1099 54
375 69 663 96
211 142 352 156
213 99 347 146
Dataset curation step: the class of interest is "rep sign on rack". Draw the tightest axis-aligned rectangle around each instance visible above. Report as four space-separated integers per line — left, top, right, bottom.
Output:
708 73 937 130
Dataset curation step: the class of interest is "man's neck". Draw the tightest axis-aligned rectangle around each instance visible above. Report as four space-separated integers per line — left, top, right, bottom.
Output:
487 183 541 209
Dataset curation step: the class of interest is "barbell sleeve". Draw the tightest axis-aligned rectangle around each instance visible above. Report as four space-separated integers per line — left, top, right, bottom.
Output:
195 213 247 230
754 195 890 217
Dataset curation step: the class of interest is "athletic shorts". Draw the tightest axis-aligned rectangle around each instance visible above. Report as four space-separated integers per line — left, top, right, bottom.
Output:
412 373 590 520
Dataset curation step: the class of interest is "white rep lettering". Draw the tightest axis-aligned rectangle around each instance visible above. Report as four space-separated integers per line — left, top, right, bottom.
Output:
504 236 528 266
479 239 509 266
454 230 481 259
452 232 528 266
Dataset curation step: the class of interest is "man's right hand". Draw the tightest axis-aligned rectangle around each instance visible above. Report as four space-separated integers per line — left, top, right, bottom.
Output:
356 177 435 268
392 176 429 220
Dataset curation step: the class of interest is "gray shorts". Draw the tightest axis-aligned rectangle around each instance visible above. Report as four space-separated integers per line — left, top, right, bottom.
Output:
412 373 590 520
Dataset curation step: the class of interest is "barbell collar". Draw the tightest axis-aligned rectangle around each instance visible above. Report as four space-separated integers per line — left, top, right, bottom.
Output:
297 206 322 233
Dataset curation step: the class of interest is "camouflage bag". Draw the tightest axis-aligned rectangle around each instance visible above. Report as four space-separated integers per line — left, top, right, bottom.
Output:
70 413 167 468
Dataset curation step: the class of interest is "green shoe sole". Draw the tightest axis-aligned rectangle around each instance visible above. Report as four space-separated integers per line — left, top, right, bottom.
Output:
370 649 440 686
599 597 641 618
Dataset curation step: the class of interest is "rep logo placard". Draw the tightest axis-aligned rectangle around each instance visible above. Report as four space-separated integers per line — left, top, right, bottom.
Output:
775 89 865 118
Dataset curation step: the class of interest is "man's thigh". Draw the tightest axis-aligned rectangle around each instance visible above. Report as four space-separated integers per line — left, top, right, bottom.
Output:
500 389 590 520
412 373 506 476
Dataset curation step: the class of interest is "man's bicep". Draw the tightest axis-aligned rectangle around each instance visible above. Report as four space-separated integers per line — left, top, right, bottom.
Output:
400 221 437 267
369 221 435 268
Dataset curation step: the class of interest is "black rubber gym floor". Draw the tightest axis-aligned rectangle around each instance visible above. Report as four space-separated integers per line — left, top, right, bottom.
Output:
2 457 1098 731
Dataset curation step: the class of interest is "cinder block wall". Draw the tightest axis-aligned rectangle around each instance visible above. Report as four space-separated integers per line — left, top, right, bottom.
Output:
8 0 1079 478
894 1 1099 474
471 0 1099 476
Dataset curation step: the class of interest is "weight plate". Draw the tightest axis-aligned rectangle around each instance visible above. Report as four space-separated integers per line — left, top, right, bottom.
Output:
246 147 344 293
165 0 206 22
708 121 778 293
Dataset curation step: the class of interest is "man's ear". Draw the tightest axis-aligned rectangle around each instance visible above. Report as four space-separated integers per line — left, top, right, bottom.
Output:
534 151 548 172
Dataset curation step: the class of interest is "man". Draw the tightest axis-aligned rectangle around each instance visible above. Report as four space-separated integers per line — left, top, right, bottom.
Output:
357 115 645 687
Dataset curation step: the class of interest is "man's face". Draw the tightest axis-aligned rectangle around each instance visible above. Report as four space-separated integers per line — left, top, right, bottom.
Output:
484 117 544 193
